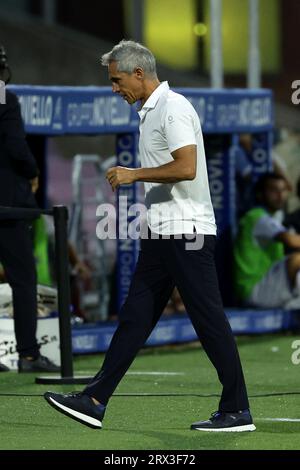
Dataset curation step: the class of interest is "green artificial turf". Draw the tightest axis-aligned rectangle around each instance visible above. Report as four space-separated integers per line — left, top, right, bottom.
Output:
0 334 299 450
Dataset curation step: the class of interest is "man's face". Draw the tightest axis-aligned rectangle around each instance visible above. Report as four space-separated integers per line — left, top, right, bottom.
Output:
108 61 142 105
262 178 288 212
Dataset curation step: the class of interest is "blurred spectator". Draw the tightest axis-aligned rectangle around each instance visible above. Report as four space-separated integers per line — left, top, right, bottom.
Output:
32 214 91 319
272 150 293 192
284 176 300 235
163 288 186 315
108 264 185 320
233 134 253 216
1 214 91 320
233 172 300 310
233 133 293 217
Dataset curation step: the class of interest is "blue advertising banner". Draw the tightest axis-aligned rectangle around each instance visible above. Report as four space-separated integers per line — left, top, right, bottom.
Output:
250 132 273 180
6 84 274 313
206 135 236 236
206 135 237 305
8 85 273 135
116 134 140 310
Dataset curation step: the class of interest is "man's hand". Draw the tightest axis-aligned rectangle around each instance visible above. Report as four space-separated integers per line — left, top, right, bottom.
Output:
74 260 92 281
30 176 39 193
106 166 137 191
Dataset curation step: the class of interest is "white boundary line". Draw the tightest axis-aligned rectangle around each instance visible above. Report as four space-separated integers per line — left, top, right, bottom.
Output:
76 369 186 376
257 418 300 422
76 371 185 376
126 372 185 376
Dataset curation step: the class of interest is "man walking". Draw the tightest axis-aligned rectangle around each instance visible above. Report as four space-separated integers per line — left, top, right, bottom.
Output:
45 40 255 432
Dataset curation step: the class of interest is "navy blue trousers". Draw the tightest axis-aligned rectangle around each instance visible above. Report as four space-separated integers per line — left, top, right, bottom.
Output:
84 234 249 412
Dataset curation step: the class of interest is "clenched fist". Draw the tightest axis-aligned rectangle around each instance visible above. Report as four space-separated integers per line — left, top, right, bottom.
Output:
106 166 137 191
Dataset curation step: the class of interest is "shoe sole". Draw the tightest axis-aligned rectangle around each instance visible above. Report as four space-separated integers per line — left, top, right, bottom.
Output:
191 424 256 432
44 394 102 429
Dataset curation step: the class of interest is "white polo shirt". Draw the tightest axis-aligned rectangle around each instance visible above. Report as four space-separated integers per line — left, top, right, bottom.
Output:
138 81 216 235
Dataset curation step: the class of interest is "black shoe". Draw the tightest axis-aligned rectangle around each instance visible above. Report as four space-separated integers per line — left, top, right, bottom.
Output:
44 391 105 429
191 410 256 432
0 362 10 372
18 355 60 373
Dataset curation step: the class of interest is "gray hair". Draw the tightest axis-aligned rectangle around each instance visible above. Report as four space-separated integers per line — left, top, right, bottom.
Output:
101 40 157 78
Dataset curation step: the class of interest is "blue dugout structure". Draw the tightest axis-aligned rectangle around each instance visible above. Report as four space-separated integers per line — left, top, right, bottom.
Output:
8 84 298 353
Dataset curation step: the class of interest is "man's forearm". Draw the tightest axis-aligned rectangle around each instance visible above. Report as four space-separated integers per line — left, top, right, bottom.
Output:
277 232 300 250
134 160 195 184
106 146 196 190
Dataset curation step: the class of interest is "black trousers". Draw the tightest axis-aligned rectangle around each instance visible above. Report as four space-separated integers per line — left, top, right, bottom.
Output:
84 234 249 412
0 220 39 358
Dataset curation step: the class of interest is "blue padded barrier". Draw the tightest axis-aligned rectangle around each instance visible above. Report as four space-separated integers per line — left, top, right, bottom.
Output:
72 309 299 354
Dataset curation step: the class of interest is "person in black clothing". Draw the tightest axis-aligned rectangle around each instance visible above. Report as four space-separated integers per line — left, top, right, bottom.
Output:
0 45 59 373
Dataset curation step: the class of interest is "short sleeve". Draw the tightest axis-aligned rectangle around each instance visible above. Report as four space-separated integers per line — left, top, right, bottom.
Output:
164 98 197 153
253 214 286 241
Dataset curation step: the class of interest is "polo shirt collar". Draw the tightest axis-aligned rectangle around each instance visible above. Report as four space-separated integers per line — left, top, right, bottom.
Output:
138 81 169 119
